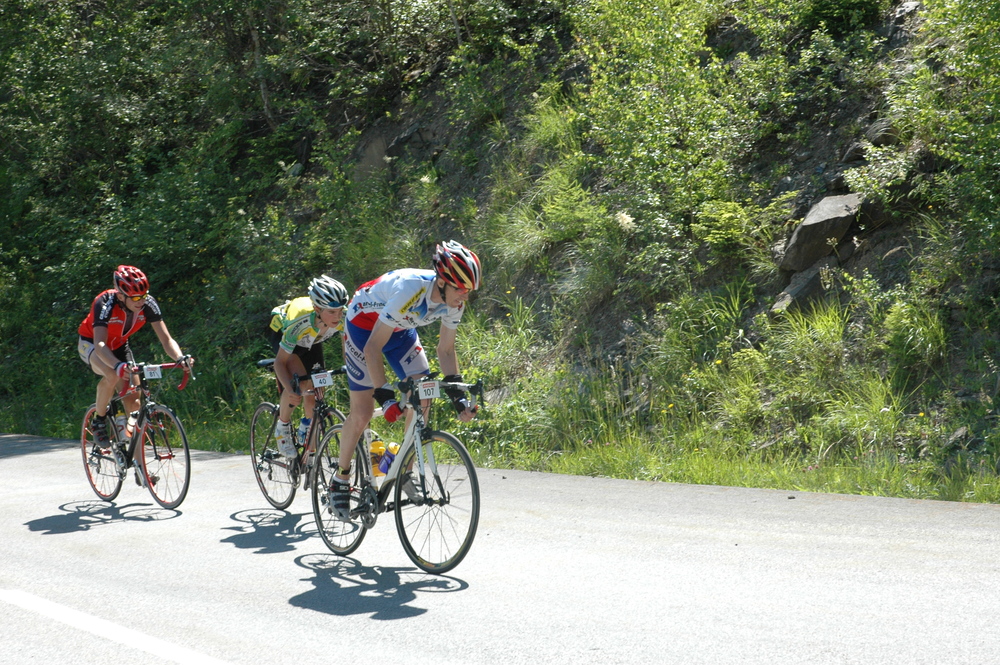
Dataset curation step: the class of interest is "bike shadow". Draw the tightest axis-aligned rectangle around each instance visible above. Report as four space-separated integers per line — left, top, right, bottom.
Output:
289 553 468 620
24 500 180 535
221 508 315 554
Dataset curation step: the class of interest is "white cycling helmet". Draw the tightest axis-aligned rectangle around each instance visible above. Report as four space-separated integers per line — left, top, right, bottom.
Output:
308 275 349 309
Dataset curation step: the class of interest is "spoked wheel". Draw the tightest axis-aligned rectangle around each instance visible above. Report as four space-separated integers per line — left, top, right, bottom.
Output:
140 405 191 510
394 431 480 574
250 402 296 509
81 405 123 502
311 424 368 556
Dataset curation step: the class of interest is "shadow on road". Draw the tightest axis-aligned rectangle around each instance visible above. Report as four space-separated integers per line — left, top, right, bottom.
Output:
24 500 181 534
221 508 316 554
0 434 76 459
290 553 468 620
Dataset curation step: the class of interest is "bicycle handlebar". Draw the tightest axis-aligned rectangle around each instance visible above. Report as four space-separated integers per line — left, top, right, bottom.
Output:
116 356 194 398
395 376 486 413
290 366 348 395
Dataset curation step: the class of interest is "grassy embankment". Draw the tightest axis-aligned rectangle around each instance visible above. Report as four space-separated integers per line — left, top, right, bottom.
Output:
3 0 1000 501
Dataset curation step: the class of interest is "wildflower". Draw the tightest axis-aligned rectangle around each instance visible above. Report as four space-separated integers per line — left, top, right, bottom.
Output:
715 359 722 365
919 412 925 417
615 211 636 232
668 403 674 408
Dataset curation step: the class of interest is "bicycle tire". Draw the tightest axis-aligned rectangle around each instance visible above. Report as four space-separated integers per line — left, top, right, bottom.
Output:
304 406 345 454
250 402 296 509
80 405 123 502
311 424 368 555
394 430 480 574
140 404 191 509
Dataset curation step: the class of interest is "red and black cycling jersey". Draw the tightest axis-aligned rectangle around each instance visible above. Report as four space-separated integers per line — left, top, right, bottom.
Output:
77 289 163 350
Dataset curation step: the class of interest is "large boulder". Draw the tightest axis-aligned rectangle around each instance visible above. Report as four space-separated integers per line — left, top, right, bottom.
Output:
779 194 863 272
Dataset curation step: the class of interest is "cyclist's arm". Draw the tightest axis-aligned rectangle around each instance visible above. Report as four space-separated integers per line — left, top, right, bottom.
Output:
363 320 395 390
437 324 461 377
91 326 121 371
150 320 186 363
273 346 296 392
437 325 476 421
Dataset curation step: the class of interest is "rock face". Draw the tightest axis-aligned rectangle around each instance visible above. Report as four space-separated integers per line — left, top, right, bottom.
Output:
779 194 864 272
770 256 838 316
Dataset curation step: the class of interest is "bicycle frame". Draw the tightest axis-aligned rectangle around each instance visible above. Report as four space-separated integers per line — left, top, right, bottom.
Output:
311 373 483 572
112 359 193 464
250 361 347 508
82 358 193 509
365 376 483 515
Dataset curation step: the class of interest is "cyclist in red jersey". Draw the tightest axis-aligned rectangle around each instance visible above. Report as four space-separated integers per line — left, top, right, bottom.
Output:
77 265 192 447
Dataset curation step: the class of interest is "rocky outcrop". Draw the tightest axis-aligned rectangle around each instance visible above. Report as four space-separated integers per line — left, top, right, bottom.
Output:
778 193 863 272
770 256 839 316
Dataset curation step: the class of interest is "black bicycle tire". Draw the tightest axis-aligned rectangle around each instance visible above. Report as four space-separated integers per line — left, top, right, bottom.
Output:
250 402 296 509
311 424 368 556
140 404 191 509
81 404 124 502
394 430 480 574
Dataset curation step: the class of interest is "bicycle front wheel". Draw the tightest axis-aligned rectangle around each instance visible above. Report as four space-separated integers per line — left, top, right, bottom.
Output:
140 405 191 509
311 424 367 556
250 402 296 509
81 405 123 502
394 431 480 574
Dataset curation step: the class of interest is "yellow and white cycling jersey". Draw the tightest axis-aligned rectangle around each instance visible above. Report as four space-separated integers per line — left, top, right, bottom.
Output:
269 296 340 353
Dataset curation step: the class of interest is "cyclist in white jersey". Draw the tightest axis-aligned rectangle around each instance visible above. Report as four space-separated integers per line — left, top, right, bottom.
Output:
329 241 481 520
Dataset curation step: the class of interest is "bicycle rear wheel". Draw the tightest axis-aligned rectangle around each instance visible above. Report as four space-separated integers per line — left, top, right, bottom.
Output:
250 402 296 509
81 405 123 502
394 431 480 574
140 405 191 509
311 424 367 555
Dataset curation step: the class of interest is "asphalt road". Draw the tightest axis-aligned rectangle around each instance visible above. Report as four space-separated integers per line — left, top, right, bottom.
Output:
2 433 999 665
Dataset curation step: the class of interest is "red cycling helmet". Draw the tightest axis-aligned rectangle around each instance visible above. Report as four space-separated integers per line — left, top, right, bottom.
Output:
432 241 482 291
113 265 149 297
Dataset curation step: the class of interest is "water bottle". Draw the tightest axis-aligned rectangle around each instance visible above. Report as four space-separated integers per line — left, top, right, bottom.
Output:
297 417 311 444
378 443 400 475
126 412 138 437
371 437 386 477
114 415 127 440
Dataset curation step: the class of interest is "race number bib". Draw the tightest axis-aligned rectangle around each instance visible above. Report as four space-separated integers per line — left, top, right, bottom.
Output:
419 380 440 399
143 365 162 380
312 371 333 388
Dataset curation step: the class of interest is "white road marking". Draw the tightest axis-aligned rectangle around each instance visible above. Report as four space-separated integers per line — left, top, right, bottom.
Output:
0 589 232 665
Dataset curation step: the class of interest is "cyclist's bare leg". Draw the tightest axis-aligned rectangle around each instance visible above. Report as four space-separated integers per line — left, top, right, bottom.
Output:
277 354 307 424
337 388 374 480
88 351 126 418
341 376 427 477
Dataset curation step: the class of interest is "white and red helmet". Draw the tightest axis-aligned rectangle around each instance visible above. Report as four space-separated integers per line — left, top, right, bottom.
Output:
432 241 481 291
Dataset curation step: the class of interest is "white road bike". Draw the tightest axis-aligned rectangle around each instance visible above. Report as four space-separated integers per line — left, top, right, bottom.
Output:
310 375 484 574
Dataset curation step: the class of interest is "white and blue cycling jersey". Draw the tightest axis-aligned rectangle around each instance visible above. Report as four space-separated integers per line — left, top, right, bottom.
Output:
342 269 465 390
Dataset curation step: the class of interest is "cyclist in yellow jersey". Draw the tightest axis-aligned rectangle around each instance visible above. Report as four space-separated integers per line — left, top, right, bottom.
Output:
267 275 349 458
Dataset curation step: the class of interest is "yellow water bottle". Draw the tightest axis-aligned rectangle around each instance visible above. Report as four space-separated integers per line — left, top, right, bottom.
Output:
371 437 386 477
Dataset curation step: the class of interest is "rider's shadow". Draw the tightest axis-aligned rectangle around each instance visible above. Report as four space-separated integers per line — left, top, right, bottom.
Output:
290 554 468 620
221 509 311 554
24 501 179 535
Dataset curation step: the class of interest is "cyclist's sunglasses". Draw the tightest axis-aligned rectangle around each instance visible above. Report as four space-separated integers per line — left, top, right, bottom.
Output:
120 290 149 302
